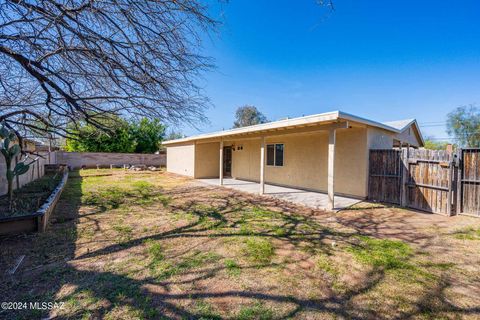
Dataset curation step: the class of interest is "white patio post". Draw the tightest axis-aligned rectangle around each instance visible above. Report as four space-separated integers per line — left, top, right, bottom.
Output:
327 129 336 210
219 139 224 186
260 136 265 195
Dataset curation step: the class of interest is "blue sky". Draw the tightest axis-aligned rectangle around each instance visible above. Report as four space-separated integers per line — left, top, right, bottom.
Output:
179 0 480 141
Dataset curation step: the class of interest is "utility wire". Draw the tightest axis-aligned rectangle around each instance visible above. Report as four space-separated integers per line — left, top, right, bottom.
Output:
420 124 447 127
428 135 480 141
419 121 446 125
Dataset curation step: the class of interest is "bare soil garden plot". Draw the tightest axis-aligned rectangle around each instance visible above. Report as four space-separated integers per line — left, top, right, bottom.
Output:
1 169 479 319
0 173 62 218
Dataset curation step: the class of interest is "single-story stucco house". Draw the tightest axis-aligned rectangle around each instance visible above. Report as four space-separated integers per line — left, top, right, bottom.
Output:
163 111 424 210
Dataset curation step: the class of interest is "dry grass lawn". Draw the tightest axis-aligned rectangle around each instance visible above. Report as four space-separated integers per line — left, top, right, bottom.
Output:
1 169 480 319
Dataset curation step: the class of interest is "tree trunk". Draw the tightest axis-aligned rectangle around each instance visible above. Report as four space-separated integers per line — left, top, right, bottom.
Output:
7 178 13 202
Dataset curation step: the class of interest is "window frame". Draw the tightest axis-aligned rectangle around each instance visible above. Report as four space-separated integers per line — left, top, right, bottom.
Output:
265 143 285 167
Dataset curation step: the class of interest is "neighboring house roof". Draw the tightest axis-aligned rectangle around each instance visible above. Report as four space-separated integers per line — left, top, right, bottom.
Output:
22 138 50 147
383 119 415 131
23 138 39 145
164 110 423 145
383 118 424 146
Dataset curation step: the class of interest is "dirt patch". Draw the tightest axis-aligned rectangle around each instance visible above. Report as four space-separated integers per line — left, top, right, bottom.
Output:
1 169 479 319
0 173 62 218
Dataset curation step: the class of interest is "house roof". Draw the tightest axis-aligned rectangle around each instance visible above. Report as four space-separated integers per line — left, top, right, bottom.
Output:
163 110 422 145
382 119 416 131
383 118 424 146
23 138 43 145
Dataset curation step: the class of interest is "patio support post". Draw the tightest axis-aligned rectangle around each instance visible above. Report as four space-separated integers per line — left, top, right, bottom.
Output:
260 136 265 195
219 139 224 186
327 129 336 210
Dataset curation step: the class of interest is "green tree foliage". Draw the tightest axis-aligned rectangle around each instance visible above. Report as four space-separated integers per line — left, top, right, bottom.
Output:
424 138 450 150
66 117 165 153
447 105 480 148
165 130 185 141
66 117 134 153
131 118 165 153
233 105 268 128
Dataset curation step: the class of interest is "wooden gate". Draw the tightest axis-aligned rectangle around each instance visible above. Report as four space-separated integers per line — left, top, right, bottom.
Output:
458 149 480 217
368 149 454 215
368 150 403 205
405 149 454 215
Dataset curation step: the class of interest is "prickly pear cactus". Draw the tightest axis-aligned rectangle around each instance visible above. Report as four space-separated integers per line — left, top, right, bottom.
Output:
0 123 33 202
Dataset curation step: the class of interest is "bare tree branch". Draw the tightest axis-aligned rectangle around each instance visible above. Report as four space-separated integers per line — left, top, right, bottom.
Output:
0 0 219 137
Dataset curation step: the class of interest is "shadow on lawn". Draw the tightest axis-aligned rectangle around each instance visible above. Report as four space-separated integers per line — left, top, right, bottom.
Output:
1 171 479 319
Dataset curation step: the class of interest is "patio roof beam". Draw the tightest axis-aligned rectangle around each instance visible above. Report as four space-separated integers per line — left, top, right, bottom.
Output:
219 139 224 186
327 129 336 210
202 121 350 144
260 136 266 195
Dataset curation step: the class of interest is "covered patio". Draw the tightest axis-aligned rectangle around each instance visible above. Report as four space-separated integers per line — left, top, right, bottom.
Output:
215 119 351 211
166 112 424 211
198 178 361 211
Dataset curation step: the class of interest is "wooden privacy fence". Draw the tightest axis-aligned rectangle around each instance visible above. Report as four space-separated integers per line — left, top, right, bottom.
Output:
458 149 480 217
368 149 403 205
368 148 479 217
405 149 454 215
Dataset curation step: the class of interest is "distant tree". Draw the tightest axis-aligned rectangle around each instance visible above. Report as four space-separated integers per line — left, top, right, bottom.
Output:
447 105 480 148
233 105 268 128
66 117 165 153
424 138 450 150
165 130 186 141
131 119 165 153
66 116 134 153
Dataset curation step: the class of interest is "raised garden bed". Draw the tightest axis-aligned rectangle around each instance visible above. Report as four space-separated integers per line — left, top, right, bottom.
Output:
0 165 68 235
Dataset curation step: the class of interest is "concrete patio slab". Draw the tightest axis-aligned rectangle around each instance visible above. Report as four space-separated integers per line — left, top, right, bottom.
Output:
197 178 361 211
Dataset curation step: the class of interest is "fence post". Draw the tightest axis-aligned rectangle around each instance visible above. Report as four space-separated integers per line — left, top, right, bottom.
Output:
456 149 463 215
400 148 409 207
447 154 454 216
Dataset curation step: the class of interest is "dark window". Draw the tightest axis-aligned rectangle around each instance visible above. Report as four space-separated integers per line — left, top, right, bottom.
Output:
266 144 275 166
275 144 284 166
266 143 284 167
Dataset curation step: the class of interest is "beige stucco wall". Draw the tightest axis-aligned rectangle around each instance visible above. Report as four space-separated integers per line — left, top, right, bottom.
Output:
165 124 412 198
335 127 369 197
367 125 424 149
229 127 369 198
195 142 220 178
231 139 261 182
394 126 422 147
367 127 394 149
263 133 329 191
166 142 195 177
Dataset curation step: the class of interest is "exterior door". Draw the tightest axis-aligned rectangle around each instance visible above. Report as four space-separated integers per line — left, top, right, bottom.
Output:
223 146 232 177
